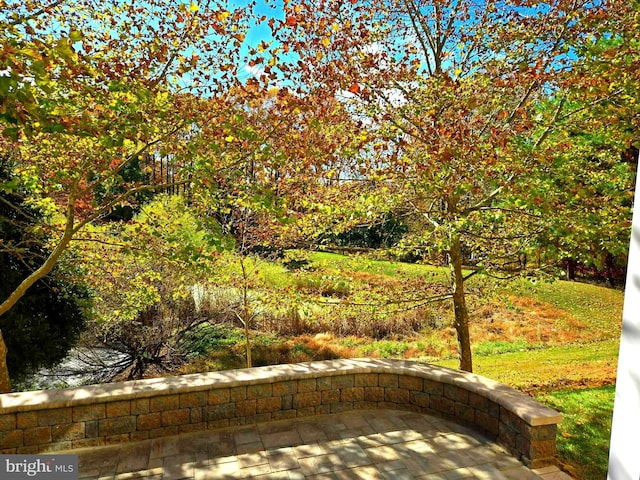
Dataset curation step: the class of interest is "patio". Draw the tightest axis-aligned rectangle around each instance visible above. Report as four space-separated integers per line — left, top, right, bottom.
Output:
69 409 572 480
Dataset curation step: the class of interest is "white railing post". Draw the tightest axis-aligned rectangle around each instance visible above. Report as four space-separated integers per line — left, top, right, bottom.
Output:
608 153 640 480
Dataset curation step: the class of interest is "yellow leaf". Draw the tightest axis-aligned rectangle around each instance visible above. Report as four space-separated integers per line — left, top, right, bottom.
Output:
216 10 230 21
322 37 331 47
190 2 199 12
225 135 235 142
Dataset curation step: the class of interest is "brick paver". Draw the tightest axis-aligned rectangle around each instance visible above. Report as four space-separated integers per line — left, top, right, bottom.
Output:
60 409 572 479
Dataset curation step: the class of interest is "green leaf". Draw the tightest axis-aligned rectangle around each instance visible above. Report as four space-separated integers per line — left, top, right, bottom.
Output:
69 30 83 43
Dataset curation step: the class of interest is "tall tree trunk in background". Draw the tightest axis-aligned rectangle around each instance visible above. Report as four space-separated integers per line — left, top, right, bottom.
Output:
0 331 11 393
448 235 473 373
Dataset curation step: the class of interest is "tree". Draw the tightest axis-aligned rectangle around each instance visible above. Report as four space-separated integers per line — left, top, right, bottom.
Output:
73 195 227 381
0 0 252 391
271 0 610 371
0 156 89 384
527 0 639 285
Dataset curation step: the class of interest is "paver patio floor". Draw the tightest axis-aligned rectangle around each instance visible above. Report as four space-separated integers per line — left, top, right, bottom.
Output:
66 409 572 480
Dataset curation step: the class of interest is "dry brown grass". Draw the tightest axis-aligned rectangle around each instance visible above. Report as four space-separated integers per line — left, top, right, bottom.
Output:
470 296 588 346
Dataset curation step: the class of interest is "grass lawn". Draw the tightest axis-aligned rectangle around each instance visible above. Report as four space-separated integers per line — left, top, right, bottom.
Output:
537 386 615 480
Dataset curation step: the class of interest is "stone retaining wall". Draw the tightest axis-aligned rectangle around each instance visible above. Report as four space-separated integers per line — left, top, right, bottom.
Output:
0 359 561 468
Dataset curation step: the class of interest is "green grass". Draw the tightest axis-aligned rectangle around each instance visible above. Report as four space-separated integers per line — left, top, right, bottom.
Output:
432 339 619 391
308 251 448 280
537 386 615 480
473 338 540 356
508 278 624 339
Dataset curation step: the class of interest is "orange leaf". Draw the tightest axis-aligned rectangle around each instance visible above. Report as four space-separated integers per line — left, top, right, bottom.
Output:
285 16 297 26
349 82 360 94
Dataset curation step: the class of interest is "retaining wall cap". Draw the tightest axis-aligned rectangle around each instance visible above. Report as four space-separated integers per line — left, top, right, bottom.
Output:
0 359 561 425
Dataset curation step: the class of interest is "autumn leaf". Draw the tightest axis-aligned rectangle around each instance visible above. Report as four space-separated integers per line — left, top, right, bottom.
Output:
349 82 360 94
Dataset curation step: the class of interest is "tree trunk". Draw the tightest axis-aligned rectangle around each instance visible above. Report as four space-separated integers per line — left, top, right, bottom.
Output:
0 330 12 393
448 236 473 372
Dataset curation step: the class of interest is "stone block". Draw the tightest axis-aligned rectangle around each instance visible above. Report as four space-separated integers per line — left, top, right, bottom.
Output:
23 426 52 446
410 391 429 408
73 404 106 422
341 387 364 402
208 419 230 429
316 405 331 415
331 375 354 389
190 407 203 424
0 414 16 431
149 394 179 412
529 439 557 459
385 388 410 405
455 403 475 424
355 373 378 387
180 391 207 408
0 430 24 449
378 373 399 388
364 387 384 402
317 377 332 391
98 416 136 437
423 379 444 396
105 433 130 445
298 378 317 393
205 403 236 421
476 411 499 435
273 381 297 396
208 389 230 405
137 412 161 431
247 384 273 399
296 407 316 417
16 412 38 429
131 398 150 415
530 424 557 441
106 400 131 418
499 422 518 448
257 397 282 413
399 375 423 391
293 392 321 409
52 423 85 442
468 392 488 411
430 396 454 415
321 389 340 405
271 410 296 421
38 408 72 426
161 408 190 426
444 385 469 404
354 401 377 410
230 386 247 402
229 416 247 426
85 420 99 439
236 400 256 417
180 423 206 434
130 431 150 442
500 408 523 431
